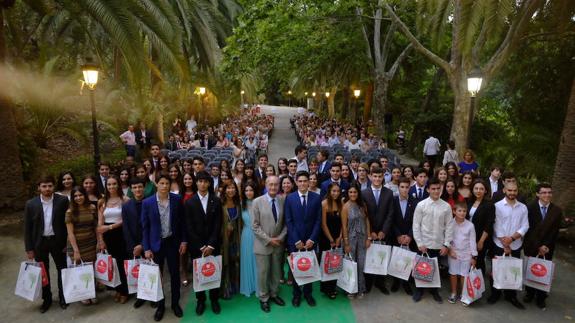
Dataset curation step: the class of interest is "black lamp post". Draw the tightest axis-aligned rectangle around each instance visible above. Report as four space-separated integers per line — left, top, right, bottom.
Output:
82 59 100 175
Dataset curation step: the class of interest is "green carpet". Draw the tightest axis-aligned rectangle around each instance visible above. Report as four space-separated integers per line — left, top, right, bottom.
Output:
181 281 355 323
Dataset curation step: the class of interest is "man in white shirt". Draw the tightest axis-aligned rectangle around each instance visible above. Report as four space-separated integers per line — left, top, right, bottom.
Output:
423 134 441 170
412 178 453 304
292 145 309 172
119 125 137 157
488 183 529 309
186 115 197 134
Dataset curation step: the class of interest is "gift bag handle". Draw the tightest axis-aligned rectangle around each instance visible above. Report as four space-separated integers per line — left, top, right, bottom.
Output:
535 254 547 260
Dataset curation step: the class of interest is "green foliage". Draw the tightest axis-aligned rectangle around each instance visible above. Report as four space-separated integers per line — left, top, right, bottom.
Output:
45 148 125 178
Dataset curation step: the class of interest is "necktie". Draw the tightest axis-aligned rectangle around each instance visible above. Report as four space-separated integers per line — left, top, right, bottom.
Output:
541 206 547 219
302 195 307 210
271 199 278 223
374 189 380 206
417 188 422 199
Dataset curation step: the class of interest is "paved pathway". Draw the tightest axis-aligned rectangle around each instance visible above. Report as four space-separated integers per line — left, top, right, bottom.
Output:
2 105 575 323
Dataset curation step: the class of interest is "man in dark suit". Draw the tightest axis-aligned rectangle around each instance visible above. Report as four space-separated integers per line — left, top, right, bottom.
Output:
284 171 322 307
390 177 417 295
320 162 350 198
142 174 188 320
316 149 331 183
184 171 222 315
122 178 147 309
256 154 269 183
24 175 70 313
362 167 394 294
96 162 111 197
408 168 429 202
523 183 563 310
135 122 153 152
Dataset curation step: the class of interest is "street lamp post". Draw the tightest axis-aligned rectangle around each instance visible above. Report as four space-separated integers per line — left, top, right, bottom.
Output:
240 90 245 108
82 59 100 175
198 87 206 122
325 92 330 112
288 90 292 107
353 89 361 126
466 67 483 147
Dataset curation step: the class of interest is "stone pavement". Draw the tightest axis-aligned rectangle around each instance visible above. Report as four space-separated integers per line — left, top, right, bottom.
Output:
1 105 574 323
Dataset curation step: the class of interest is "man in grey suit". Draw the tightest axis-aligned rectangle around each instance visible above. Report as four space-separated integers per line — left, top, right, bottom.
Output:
252 175 287 313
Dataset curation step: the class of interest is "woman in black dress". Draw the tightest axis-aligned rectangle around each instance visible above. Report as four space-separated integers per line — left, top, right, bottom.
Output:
467 179 495 274
320 182 343 299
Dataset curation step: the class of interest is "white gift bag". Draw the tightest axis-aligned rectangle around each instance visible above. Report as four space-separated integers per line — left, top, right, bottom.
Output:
524 256 554 292
62 262 96 303
493 255 523 290
287 252 321 286
337 255 358 294
461 267 484 305
193 255 223 292
124 258 142 294
291 251 318 278
387 246 417 281
94 251 120 287
320 249 343 282
137 261 164 302
414 256 441 288
15 261 42 302
364 242 392 275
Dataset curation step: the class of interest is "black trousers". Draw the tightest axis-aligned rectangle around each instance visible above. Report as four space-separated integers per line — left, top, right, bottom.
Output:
103 225 128 295
365 273 387 292
292 251 317 298
490 245 521 300
415 248 441 295
35 236 66 302
525 252 552 302
153 236 180 307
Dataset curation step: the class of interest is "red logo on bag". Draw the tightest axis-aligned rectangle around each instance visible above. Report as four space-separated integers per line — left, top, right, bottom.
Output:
201 262 216 277
466 277 475 298
473 277 482 290
297 257 312 272
131 264 140 278
96 259 108 274
415 262 431 275
530 263 547 277
329 254 342 267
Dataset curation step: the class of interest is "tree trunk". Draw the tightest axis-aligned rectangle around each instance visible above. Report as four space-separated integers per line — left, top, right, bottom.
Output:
552 78 575 211
448 71 472 156
113 46 121 83
364 82 374 123
0 6 26 209
373 70 390 138
327 87 336 118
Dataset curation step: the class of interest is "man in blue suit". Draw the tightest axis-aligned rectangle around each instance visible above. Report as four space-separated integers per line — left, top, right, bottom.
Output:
316 149 331 183
320 162 350 199
284 171 322 307
142 174 188 321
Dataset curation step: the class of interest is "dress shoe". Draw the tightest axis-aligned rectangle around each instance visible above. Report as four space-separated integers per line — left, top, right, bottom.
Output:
507 297 525 310
292 297 301 307
270 296 285 306
378 286 390 295
134 299 146 309
403 283 413 296
390 280 400 292
536 299 546 311
59 300 68 309
260 301 270 313
154 306 165 321
305 296 316 307
172 304 183 317
211 300 221 314
196 302 206 316
40 299 52 313
523 293 534 303
431 291 443 304
412 290 422 303
487 294 500 304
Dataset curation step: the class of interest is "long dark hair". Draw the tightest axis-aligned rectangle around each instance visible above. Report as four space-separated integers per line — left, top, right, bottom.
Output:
135 164 151 184
242 180 260 210
221 181 241 208
82 174 101 197
103 175 124 203
468 179 491 204
345 182 366 209
441 178 460 201
118 166 132 187
68 186 91 222
279 175 296 194
458 171 475 189
324 182 342 214
278 157 289 175
56 171 76 192
180 172 196 196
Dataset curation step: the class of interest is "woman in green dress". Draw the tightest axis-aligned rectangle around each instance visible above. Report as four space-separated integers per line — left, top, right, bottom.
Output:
127 164 156 198
65 186 98 305
221 181 242 299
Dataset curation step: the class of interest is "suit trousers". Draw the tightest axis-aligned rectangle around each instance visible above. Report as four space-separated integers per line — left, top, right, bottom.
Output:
490 245 521 300
191 252 220 303
415 249 441 295
255 249 283 302
292 251 317 298
153 236 180 307
35 236 66 302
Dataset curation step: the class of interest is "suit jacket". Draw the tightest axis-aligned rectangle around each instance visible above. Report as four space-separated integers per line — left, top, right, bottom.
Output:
141 193 187 253
362 186 394 238
185 192 222 256
318 160 332 177
391 196 417 250
122 199 143 253
467 200 495 243
24 194 69 251
320 179 350 199
284 191 322 252
135 129 153 149
408 185 429 202
96 175 107 199
165 141 178 151
524 201 563 258
492 191 527 204
251 195 287 255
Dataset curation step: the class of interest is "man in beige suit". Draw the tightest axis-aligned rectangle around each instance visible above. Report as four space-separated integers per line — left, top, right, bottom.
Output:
252 175 287 312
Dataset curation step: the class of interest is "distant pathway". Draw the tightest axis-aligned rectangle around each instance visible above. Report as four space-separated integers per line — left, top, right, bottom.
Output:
260 105 300 163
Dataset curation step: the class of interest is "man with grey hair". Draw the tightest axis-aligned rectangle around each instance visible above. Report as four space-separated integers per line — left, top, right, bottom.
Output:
252 175 287 313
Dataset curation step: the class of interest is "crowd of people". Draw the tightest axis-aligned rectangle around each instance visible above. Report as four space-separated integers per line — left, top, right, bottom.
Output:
22 110 563 322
